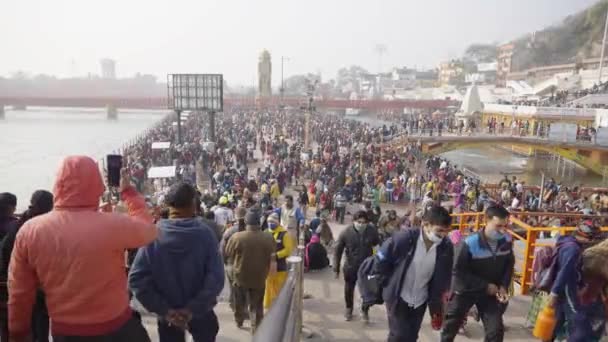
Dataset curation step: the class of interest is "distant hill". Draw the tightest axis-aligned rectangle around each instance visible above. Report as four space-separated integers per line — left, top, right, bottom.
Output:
511 0 608 71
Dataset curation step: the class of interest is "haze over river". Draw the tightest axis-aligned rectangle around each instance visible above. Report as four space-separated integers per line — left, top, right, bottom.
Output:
0 108 166 210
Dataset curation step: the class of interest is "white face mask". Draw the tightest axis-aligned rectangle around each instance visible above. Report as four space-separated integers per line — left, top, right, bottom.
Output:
354 222 366 231
426 229 443 243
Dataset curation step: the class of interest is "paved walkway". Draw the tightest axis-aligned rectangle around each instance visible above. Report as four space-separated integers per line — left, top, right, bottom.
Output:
139 146 541 341
141 211 538 341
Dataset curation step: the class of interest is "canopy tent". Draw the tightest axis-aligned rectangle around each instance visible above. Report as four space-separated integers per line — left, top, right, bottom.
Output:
151 142 171 150
147 166 176 179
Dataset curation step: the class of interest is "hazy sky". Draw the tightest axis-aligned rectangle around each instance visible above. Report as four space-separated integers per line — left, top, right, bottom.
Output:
0 0 600 86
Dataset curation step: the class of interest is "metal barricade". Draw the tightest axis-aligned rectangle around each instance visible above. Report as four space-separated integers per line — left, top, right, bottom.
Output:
252 247 304 342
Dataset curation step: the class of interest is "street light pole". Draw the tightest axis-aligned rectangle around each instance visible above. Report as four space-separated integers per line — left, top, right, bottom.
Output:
599 6 608 84
304 79 317 149
281 56 289 109
176 110 182 144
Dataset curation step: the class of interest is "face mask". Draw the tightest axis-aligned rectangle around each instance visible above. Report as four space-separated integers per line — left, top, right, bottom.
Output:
268 223 278 230
487 230 505 241
354 222 365 231
426 230 443 243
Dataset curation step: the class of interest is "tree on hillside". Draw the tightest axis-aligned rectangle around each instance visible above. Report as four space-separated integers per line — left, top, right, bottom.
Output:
464 44 498 63
335 65 370 95
511 0 608 71
284 73 320 96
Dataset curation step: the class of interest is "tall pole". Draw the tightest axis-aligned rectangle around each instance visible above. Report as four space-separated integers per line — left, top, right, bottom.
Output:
599 6 608 84
176 110 182 144
280 56 289 109
209 111 216 142
304 80 315 149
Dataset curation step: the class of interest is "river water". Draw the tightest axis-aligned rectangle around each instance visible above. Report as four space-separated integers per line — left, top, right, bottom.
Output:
0 108 167 210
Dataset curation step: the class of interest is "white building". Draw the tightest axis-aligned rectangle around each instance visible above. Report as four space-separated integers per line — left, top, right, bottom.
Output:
100 59 116 79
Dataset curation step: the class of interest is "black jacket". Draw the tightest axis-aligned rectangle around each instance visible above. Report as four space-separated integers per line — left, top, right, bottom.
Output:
334 224 380 275
452 229 514 295
306 243 329 271
375 228 453 315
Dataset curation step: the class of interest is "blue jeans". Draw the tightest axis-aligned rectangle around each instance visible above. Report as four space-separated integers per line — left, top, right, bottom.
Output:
386 190 394 203
157 311 219 342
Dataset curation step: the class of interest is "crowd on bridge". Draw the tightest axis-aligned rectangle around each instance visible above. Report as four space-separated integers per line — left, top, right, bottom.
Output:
2 106 608 342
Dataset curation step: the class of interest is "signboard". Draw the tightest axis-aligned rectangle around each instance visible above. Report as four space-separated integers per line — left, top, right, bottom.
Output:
151 142 171 150
536 107 595 118
201 141 216 152
548 123 577 143
148 166 176 179
167 74 223 112
345 108 360 116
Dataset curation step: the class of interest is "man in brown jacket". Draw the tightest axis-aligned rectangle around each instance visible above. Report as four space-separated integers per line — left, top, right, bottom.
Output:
225 206 275 333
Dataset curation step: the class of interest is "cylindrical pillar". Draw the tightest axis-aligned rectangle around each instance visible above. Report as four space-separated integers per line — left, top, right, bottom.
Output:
0 105 4 120
176 110 182 144
296 246 305 337
209 111 216 142
286 255 303 341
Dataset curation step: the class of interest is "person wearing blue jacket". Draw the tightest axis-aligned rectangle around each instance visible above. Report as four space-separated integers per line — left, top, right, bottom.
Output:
375 205 454 342
548 220 602 341
129 182 225 342
441 205 514 342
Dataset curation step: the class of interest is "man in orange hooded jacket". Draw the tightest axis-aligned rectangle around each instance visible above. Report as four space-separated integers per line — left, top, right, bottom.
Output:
8 156 158 342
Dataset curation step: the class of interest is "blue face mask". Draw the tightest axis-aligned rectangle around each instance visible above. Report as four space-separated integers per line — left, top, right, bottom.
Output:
268 223 278 230
487 230 505 241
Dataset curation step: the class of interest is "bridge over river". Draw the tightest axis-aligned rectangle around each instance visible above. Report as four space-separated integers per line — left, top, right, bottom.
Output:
395 129 608 176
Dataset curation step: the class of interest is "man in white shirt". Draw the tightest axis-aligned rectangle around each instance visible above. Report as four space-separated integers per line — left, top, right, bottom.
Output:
213 196 234 228
375 206 454 342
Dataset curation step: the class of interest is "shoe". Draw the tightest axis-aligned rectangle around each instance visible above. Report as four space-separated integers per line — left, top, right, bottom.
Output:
236 320 244 329
361 307 370 323
345 308 353 321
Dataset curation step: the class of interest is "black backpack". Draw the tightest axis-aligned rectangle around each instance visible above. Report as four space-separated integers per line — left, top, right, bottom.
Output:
357 256 384 307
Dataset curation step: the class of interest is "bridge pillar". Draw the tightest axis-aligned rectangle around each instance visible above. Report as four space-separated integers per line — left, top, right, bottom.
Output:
106 104 118 120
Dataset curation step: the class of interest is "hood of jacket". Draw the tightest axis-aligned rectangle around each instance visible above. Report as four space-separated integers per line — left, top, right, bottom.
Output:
556 234 579 249
53 156 105 209
157 218 208 253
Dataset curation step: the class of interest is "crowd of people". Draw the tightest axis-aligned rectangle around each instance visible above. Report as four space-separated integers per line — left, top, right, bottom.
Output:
1 106 608 342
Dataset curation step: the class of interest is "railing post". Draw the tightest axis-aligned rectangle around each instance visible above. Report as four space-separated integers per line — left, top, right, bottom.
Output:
520 229 537 295
474 213 480 231
458 214 465 233
293 245 306 340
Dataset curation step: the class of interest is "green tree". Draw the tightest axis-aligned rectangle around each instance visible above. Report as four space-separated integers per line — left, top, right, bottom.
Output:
464 44 498 63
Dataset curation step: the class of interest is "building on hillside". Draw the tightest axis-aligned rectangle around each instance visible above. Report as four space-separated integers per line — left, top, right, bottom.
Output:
508 57 608 86
100 59 116 79
466 62 498 85
496 43 514 87
390 67 417 89
438 61 464 86
359 73 380 98
415 69 438 88
258 50 272 98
